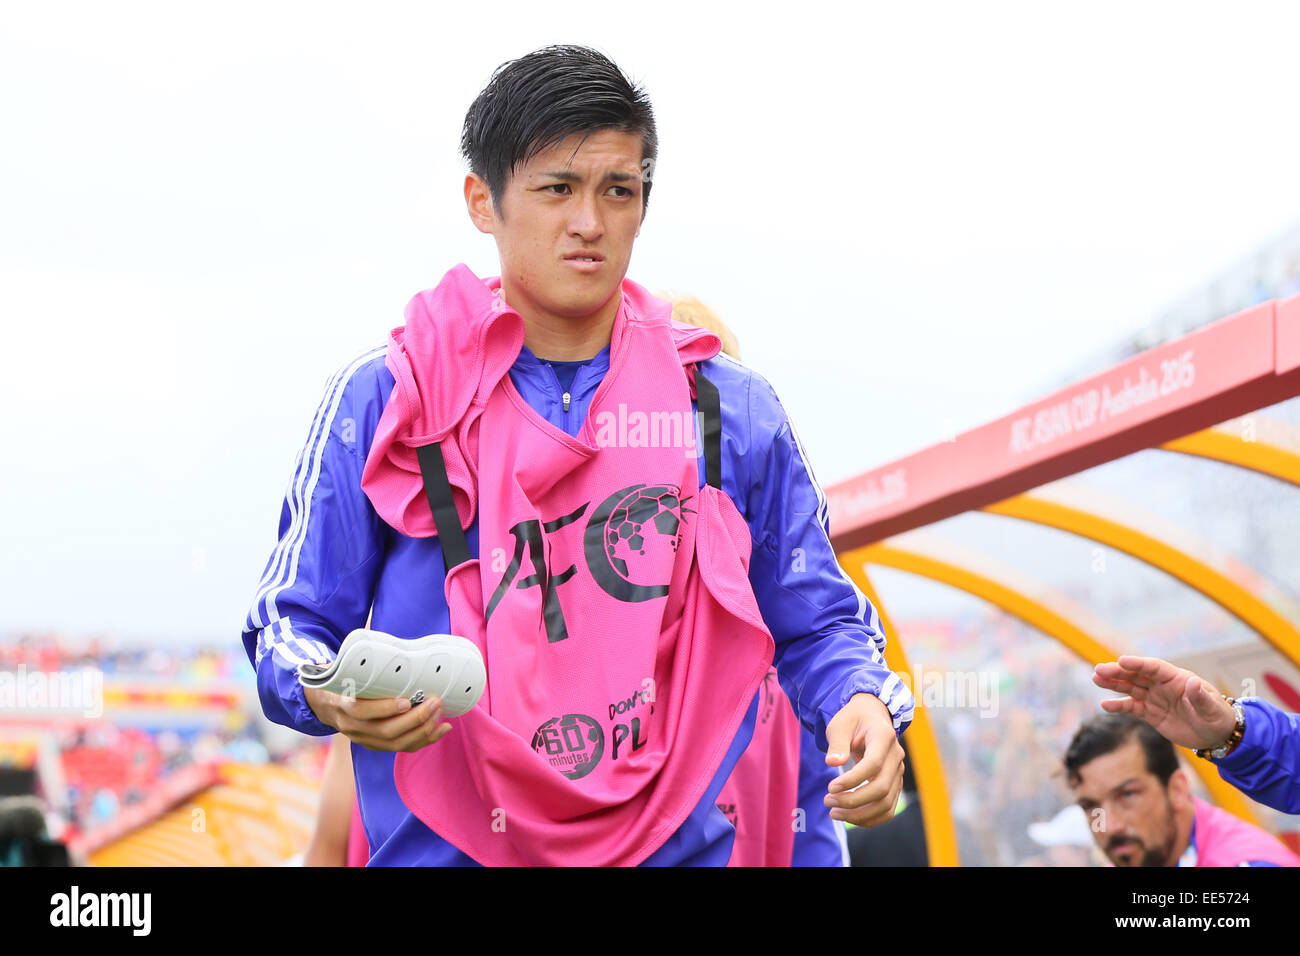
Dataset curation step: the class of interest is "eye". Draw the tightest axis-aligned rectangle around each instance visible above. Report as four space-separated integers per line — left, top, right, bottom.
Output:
607 185 634 198
544 183 571 195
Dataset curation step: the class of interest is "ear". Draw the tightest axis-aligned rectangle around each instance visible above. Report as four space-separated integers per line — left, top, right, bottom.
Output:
1168 768 1193 812
465 173 497 234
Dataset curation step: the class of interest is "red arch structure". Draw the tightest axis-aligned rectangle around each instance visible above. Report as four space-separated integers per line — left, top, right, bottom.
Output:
829 296 1300 548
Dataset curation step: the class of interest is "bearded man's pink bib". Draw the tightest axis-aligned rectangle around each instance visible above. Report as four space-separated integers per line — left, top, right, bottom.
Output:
1190 797 1300 867
361 265 773 865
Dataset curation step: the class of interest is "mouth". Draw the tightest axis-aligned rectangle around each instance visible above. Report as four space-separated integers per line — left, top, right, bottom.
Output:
563 251 605 268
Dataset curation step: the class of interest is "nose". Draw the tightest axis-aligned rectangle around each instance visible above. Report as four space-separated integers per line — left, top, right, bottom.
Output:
1107 805 1136 840
568 191 603 242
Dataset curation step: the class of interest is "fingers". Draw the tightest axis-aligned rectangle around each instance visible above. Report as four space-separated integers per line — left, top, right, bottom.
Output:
1094 662 1153 693
1186 677 1224 719
827 737 904 816
830 716 892 793
1180 677 1237 744
340 695 418 722
1094 676 1149 703
350 717 450 753
826 692 894 775
381 717 454 753
357 695 442 737
1178 685 1211 735
855 769 905 829
1091 672 1140 694
339 696 449 752
1099 696 1142 716
830 747 906 827
1115 655 1180 685
824 708 857 770
1095 656 1176 691
1093 661 1129 681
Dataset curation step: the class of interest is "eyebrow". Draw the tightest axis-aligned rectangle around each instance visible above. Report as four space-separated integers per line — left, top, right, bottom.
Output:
1075 777 1142 806
537 170 637 184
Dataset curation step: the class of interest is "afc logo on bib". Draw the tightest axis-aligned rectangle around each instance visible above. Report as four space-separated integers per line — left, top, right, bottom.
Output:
486 482 693 643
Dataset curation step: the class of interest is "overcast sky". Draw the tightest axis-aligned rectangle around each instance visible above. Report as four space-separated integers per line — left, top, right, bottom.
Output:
4 1 1300 644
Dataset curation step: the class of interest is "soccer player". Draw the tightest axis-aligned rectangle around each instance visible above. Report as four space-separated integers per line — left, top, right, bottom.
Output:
243 45 912 866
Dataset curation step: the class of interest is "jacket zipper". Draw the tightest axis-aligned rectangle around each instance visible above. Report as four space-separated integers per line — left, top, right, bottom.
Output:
546 362 572 422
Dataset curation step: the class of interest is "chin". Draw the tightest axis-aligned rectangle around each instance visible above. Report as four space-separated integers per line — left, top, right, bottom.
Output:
1105 844 1142 867
550 283 621 319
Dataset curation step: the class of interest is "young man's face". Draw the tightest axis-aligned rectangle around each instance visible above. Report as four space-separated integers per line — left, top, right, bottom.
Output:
1071 739 1188 867
466 128 645 330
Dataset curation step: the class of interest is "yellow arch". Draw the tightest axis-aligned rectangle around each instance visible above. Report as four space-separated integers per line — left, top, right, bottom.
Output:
853 543 1263 828
1162 430 1300 487
837 550 960 866
981 495 1300 670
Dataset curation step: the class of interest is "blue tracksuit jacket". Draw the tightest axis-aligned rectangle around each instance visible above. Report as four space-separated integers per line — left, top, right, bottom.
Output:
242 337 914 865
1216 698 1300 815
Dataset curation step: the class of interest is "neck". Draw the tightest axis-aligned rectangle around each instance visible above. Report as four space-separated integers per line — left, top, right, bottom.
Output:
502 286 622 362
1167 800 1197 866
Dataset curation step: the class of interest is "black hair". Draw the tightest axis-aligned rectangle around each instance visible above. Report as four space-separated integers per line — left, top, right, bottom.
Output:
461 45 658 218
1063 713 1179 788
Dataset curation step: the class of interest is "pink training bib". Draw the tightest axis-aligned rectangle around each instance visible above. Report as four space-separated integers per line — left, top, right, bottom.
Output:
718 669 802 867
363 265 774 866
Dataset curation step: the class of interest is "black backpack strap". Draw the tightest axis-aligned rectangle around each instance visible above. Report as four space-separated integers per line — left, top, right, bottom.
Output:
415 442 472 571
695 368 723 490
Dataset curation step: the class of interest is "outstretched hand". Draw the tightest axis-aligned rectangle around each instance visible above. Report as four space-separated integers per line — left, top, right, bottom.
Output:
823 693 905 827
1092 655 1237 750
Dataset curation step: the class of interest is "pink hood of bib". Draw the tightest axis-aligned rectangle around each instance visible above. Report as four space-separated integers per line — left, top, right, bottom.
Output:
361 263 721 537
